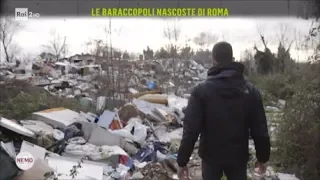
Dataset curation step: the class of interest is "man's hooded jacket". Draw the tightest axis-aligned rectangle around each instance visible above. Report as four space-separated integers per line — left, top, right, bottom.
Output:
177 62 271 167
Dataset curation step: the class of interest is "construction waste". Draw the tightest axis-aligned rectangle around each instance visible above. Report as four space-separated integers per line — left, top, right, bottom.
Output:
0 90 298 180
0 56 207 100
0 56 298 180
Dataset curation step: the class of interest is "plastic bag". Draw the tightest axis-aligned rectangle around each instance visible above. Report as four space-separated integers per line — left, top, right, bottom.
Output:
53 129 64 140
110 118 148 145
167 95 188 112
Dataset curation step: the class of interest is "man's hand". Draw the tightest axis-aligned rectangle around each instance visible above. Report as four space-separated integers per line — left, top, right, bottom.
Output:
178 166 191 180
254 161 267 174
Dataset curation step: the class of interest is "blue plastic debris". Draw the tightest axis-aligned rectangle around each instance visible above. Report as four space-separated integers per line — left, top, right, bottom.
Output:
134 146 156 162
147 81 156 89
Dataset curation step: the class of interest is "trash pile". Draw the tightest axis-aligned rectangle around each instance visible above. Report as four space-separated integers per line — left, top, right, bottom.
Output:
0 92 191 180
0 58 103 100
0 55 300 180
0 55 207 100
131 58 207 93
0 90 300 180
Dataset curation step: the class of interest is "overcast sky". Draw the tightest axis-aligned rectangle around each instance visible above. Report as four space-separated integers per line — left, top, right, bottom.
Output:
0 17 316 62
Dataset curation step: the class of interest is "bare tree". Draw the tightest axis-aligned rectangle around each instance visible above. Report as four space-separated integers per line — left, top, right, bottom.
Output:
293 29 305 62
180 36 194 61
102 18 125 106
107 19 117 103
274 23 296 73
193 31 218 50
306 20 320 62
42 30 68 61
275 23 294 50
241 49 255 76
255 23 269 48
254 26 276 75
192 31 217 66
85 39 104 57
0 16 21 62
163 18 181 78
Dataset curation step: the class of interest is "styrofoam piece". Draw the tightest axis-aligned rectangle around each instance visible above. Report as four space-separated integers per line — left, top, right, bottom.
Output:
0 117 35 137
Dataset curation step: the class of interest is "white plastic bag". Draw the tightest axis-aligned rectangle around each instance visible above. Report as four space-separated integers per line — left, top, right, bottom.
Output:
53 129 64 141
64 143 97 156
167 95 188 112
109 118 148 145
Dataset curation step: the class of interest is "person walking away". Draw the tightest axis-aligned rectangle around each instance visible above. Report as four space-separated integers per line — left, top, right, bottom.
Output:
177 41 271 180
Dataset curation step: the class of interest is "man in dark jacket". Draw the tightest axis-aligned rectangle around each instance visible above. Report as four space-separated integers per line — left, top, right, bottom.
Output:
177 42 271 180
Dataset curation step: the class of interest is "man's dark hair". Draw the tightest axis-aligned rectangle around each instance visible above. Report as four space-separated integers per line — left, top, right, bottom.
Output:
212 41 233 64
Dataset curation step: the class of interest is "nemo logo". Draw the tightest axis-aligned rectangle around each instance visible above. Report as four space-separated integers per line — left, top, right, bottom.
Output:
15 152 35 170
16 157 34 163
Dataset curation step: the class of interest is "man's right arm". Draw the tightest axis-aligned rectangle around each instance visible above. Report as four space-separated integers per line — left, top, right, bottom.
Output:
249 88 271 164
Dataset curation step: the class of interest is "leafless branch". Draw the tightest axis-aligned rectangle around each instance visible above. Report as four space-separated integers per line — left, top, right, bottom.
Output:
275 23 294 50
193 31 218 50
42 30 68 61
0 16 21 62
163 19 181 79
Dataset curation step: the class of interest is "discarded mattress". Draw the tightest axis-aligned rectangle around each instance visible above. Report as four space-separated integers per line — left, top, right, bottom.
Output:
0 117 35 137
32 107 81 128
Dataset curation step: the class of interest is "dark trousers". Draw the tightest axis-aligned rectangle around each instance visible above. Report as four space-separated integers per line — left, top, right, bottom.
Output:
202 160 247 180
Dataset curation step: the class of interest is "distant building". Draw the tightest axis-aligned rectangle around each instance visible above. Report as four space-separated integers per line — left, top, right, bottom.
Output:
69 53 96 65
58 57 69 62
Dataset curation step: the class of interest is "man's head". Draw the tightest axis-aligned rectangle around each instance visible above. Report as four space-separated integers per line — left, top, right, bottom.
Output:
212 41 233 65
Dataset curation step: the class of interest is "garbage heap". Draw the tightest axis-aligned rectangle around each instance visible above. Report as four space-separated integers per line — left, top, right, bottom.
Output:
0 57 207 100
0 92 193 180
0 91 299 180
130 58 207 95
